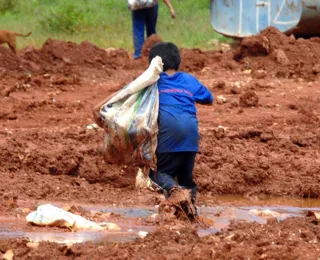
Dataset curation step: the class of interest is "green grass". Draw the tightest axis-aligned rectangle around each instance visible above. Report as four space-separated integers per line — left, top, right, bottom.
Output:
0 0 230 53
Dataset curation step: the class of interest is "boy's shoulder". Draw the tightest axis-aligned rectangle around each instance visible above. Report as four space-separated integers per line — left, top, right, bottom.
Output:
159 72 201 84
176 71 199 82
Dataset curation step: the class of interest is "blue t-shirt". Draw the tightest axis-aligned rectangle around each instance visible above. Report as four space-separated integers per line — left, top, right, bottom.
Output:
157 72 213 153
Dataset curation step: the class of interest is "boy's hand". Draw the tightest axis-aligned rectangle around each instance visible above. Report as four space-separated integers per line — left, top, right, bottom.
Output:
92 89 121 129
170 8 176 19
163 0 175 18
92 109 104 128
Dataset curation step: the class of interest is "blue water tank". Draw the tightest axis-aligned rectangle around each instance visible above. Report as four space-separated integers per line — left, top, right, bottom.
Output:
210 0 319 38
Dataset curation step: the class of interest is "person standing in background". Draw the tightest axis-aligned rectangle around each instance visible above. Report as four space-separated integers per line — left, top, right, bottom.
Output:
128 0 175 60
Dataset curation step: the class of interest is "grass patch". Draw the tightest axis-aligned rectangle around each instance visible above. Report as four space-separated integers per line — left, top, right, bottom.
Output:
0 0 230 53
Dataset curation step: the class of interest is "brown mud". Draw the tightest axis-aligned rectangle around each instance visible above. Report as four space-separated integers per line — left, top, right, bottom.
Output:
1 27 320 258
141 34 163 58
234 27 320 80
1 216 320 259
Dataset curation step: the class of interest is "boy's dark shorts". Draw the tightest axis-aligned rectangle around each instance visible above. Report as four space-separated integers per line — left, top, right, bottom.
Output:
149 152 197 199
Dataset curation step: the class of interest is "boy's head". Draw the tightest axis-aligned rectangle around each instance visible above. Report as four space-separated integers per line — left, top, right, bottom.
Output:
149 42 181 72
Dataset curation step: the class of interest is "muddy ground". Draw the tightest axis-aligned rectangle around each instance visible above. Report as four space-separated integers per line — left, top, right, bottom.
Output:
1 27 320 259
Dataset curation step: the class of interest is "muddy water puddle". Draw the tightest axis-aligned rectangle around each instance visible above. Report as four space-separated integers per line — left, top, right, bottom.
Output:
197 195 320 236
2 196 320 244
83 206 156 218
197 205 320 237
0 204 156 245
0 221 153 245
0 229 140 245
205 195 320 208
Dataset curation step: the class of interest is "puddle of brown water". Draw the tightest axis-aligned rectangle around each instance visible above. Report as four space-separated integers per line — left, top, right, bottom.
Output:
195 195 320 236
3 196 320 244
0 221 154 245
82 206 156 218
197 203 320 237
0 202 156 245
0 230 139 244
203 195 320 208
16 199 157 219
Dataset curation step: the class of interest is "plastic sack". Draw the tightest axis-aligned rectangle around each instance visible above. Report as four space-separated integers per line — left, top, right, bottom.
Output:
99 56 162 165
26 204 120 231
249 209 281 218
127 0 158 11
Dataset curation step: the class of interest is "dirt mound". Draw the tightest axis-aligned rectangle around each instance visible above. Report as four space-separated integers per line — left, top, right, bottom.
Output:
0 39 132 75
180 48 238 72
0 37 238 75
134 47 232 73
20 39 130 73
235 27 320 80
142 34 163 57
42 39 129 68
0 46 20 70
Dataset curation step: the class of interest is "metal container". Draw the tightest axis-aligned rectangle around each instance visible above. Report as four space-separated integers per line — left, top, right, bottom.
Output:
293 0 320 37
210 0 320 38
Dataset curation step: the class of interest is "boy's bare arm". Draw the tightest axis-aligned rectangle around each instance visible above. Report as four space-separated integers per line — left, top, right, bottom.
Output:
163 0 175 18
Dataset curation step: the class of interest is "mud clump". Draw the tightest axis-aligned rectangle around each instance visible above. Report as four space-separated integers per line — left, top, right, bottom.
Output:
313 63 320 74
141 34 163 57
236 35 270 57
260 130 275 142
0 195 18 210
0 46 20 70
242 169 268 185
68 205 92 219
159 188 197 222
239 90 259 107
234 26 320 79
272 49 290 65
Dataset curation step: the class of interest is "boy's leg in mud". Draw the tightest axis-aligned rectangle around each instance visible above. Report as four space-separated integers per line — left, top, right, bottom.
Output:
151 152 179 196
152 152 198 218
176 152 197 204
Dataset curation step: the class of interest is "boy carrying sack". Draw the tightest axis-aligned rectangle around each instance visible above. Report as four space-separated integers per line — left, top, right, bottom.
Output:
148 42 213 218
93 42 214 219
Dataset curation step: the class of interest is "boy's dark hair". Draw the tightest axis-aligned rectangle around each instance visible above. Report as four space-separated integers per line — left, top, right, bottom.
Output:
149 42 181 71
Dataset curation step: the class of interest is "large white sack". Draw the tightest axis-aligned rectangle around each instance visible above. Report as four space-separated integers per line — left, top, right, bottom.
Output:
99 56 162 165
26 204 120 231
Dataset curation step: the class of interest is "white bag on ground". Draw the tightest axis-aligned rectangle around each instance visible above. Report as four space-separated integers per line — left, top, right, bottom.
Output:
99 56 162 165
26 204 120 231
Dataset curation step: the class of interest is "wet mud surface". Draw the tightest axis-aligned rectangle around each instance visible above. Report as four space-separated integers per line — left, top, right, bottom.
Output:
1 27 320 259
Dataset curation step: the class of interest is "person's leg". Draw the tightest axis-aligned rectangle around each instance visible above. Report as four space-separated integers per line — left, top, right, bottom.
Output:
176 152 197 202
152 152 179 194
145 3 158 37
131 10 145 59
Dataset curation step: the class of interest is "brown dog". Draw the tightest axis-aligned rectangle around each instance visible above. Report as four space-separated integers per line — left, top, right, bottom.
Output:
0 30 31 54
